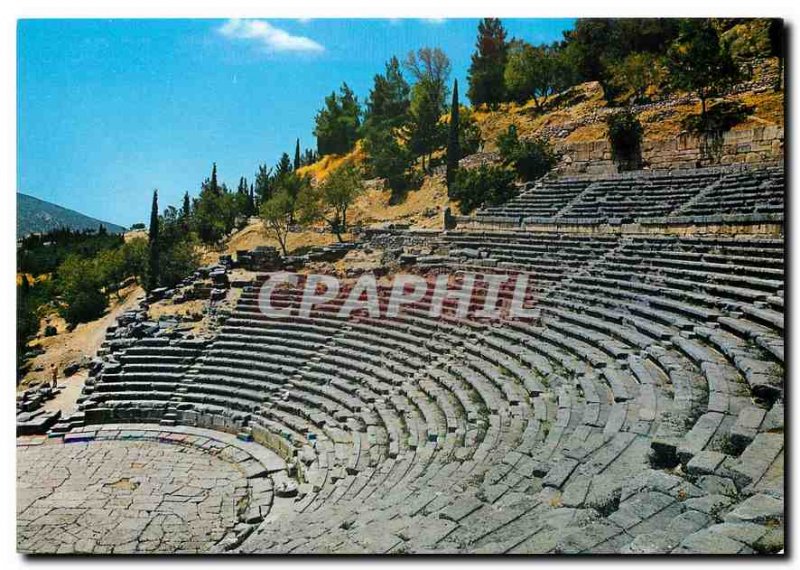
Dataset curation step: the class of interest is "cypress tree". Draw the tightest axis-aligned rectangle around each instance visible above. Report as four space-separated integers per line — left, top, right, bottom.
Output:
209 163 219 194
294 139 301 171
147 190 160 292
182 191 191 219
446 79 460 192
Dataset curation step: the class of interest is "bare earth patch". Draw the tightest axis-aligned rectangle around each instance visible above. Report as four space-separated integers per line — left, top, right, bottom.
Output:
21 283 144 389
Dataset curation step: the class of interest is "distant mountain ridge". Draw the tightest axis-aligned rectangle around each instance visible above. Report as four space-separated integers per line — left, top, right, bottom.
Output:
17 193 126 239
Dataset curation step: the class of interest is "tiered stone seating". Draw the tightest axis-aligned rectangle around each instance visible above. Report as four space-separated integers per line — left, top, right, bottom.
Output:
469 164 784 226
432 230 620 282
477 178 593 222
81 336 207 424
556 170 721 222
680 165 784 217
232 232 782 554
52 164 783 554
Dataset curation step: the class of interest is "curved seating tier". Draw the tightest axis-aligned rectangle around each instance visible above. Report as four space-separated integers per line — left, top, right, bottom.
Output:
76 227 784 553
473 164 784 225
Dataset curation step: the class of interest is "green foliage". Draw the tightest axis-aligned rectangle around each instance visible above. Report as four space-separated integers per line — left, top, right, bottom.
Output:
407 81 447 172
450 164 517 214
467 18 508 107
504 41 570 109
446 79 460 191
606 109 644 170
182 192 191 219
563 18 680 100
458 106 483 157
64 289 107 326
667 19 741 119
681 100 754 135
314 83 362 156
192 163 249 244
57 254 108 326
17 228 124 277
405 48 451 172
363 56 410 132
157 237 199 289
94 247 127 293
359 55 416 196
362 128 415 197
140 190 201 291
315 162 365 240
260 189 295 256
254 164 273 205
608 52 665 104
497 126 559 181
17 279 42 365
236 176 254 218
767 19 784 90
300 148 318 167
273 171 312 225
274 153 293 178
147 189 160 291
122 237 148 283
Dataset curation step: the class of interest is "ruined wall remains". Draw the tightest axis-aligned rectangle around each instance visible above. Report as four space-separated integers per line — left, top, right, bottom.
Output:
556 126 784 176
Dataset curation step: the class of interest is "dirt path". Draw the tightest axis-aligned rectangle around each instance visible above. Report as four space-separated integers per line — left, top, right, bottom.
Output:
41 370 87 416
20 284 144 397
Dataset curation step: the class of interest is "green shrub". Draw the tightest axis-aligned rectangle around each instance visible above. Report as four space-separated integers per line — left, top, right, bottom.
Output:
606 109 644 170
64 289 107 326
450 164 517 214
681 100 753 134
497 126 559 181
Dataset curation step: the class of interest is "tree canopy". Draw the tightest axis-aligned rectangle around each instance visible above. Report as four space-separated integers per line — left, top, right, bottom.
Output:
314 83 362 156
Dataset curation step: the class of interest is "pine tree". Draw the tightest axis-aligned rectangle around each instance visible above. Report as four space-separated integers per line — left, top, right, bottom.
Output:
313 83 362 156
275 153 293 179
467 18 508 107
294 139 301 171
364 56 411 132
446 79 460 192
147 190 160 291
254 164 272 204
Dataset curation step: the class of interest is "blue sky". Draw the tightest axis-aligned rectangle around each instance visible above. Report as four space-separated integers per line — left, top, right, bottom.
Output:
18 18 574 227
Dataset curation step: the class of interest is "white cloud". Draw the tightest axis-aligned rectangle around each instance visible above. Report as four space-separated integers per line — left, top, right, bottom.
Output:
218 19 324 54
421 18 447 25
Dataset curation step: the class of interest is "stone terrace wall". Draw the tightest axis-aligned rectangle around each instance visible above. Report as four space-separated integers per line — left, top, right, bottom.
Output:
455 215 784 237
557 126 784 176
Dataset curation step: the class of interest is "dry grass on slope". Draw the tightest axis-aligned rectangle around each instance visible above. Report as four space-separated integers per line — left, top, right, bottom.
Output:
348 175 453 229
472 68 784 149
296 143 366 183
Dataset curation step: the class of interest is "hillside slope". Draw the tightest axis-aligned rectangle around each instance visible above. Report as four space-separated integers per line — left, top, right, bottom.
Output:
17 193 126 238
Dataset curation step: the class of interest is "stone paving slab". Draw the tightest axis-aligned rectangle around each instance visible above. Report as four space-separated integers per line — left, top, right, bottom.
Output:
17 424 288 554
